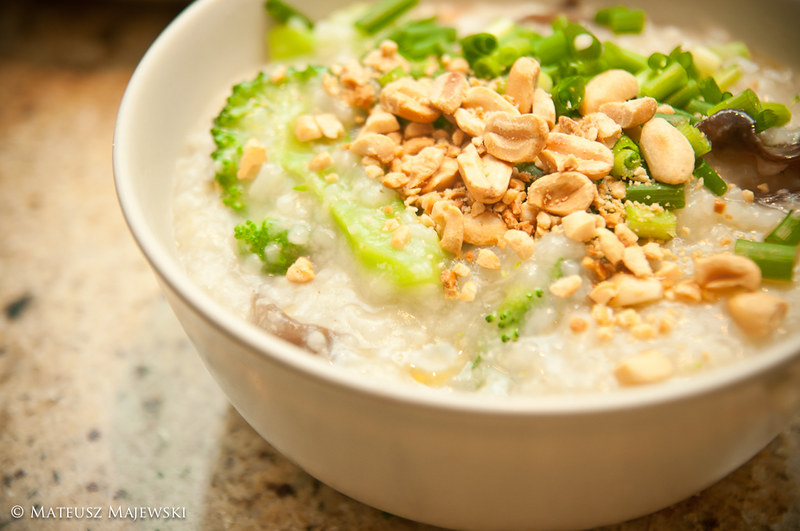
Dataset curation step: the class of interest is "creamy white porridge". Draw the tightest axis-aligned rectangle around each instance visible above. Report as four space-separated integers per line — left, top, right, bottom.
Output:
172 1 800 395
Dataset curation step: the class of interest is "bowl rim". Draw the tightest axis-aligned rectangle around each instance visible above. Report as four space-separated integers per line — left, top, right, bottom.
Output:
113 0 800 418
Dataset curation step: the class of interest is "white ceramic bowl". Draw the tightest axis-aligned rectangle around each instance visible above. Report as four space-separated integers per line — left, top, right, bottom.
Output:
114 0 800 529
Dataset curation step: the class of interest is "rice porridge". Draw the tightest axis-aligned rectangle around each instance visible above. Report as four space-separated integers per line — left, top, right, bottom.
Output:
172 1 800 395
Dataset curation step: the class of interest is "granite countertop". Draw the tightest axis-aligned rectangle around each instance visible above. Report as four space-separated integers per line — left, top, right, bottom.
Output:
1 1 799 529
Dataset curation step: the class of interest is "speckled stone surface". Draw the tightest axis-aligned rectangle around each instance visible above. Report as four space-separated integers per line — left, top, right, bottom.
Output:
0 1 799 530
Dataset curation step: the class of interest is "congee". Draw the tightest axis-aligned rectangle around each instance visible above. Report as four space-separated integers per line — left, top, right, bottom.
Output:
172 0 800 394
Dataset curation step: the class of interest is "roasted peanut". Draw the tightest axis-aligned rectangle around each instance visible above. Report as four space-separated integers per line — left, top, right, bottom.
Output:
503 229 536 260
506 57 541 113
349 132 398 164
580 69 639 115
693 253 762 291
614 350 672 386
562 211 597 241
538 132 614 179
594 273 663 307
482 112 549 163
527 171 596 216
639 117 695 184
599 97 658 129
380 78 441 123
532 88 556 129
237 138 267 180
728 292 789 337
429 71 469 115
549 274 582 298
463 212 507 246
457 143 513 204
431 200 465 255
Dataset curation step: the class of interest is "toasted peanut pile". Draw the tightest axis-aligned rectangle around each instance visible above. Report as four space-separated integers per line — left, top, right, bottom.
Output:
308 41 788 363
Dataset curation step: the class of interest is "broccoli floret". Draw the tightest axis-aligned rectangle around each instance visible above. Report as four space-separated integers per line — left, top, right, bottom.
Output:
210 65 325 212
485 288 545 342
234 218 306 274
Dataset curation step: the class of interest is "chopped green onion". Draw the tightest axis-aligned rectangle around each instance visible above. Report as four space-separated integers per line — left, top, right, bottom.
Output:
765 210 800 246
665 79 700 109
473 56 502 79
711 41 750 61
533 30 569 64
595 6 646 34
266 0 313 27
355 0 418 35
640 62 688 101
734 239 797 281
612 148 642 179
756 101 792 132
693 159 727 196
685 98 714 116
713 64 742 91
388 18 457 60
625 183 685 209
708 88 761 119
378 66 405 86
552 75 585 118
611 134 643 180
495 38 534 68
601 41 647 73
699 77 724 105
460 32 499 63
625 203 677 240
675 120 711 157
268 19 315 59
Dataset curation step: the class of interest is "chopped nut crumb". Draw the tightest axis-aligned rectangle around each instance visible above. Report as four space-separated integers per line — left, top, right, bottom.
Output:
286 257 315 283
476 249 501 270
391 225 411 249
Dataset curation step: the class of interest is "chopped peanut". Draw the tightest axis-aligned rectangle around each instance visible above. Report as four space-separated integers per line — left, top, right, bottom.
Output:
476 248 501 270
614 350 673 386
286 257 315 283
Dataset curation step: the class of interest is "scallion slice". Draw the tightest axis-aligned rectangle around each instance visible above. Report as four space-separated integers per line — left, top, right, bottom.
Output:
693 159 727 196
625 204 677 240
355 0 418 35
765 210 800 246
675 120 711 157
640 62 688 101
734 239 797 281
625 183 685 209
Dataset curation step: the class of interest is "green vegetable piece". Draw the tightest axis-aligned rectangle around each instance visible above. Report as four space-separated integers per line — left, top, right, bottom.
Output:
595 6 646 34
708 88 761 120
611 134 644 180
625 203 677 240
625 183 685 209
212 67 444 287
640 62 688 101
552 75 585 117
674 119 711 157
757 101 792 132
355 0 418 35
460 32 499 65
734 239 797 281
211 66 322 211
601 41 647 73
486 287 545 343
765 210 800 246
388 18 457 60
328 199 445 287
693 159 727 196
234 218 306 274
268 20 315 59
266 0 313 27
